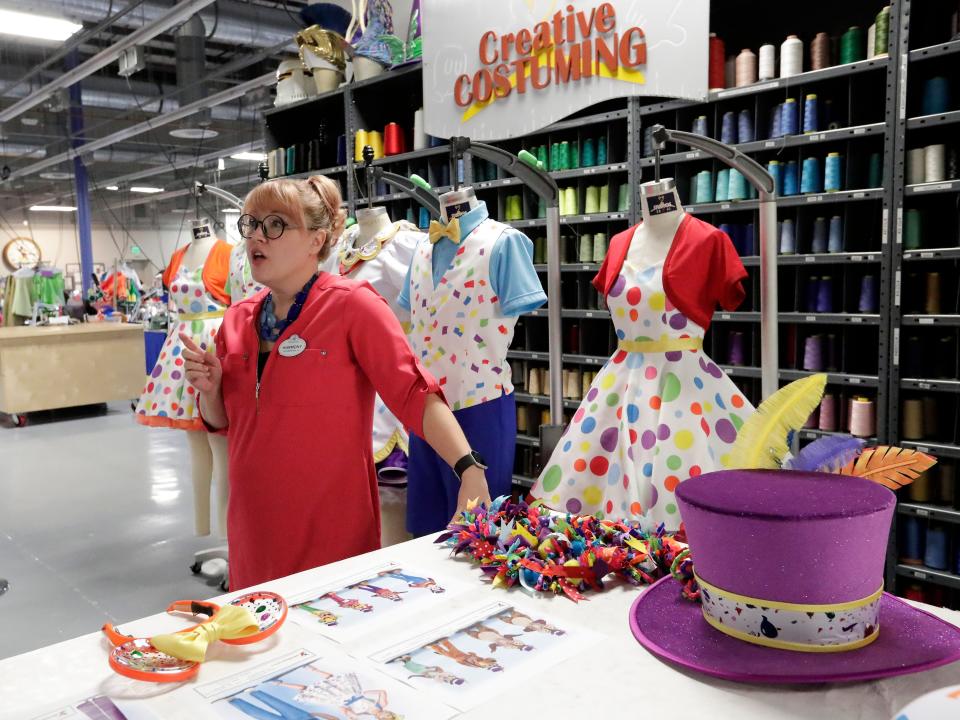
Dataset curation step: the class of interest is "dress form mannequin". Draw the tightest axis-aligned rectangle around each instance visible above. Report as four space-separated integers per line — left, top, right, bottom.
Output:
354 206 392 242
439 187 480 222
628 178 686 268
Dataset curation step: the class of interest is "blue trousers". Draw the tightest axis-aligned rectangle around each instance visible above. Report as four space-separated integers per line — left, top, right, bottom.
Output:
407 392 516 536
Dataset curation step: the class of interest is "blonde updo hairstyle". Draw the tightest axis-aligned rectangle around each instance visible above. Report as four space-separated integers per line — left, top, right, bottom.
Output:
242 175 347 262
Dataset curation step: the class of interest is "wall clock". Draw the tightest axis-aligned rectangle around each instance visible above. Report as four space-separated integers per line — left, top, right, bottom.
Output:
3 237 42 271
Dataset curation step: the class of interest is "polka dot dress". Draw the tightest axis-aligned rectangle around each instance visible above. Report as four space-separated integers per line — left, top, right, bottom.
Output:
531 260 754 531
135 266 226 431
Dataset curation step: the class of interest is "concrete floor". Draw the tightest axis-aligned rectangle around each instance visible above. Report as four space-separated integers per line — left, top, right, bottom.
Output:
0 404 224 660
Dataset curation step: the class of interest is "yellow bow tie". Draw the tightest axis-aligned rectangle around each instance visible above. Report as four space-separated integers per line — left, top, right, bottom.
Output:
150 605 259 662
429 217 461 245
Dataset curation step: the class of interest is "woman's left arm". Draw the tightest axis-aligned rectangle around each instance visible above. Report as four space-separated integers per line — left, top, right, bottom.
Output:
347 285 491 516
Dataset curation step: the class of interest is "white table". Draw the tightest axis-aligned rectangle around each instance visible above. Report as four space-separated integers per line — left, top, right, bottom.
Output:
1 534 958 719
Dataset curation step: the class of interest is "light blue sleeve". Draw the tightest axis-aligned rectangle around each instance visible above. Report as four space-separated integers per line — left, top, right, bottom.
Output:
490 228 547 317
397 258 414 312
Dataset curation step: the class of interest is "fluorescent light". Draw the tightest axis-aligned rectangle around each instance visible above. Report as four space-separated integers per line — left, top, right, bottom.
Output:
30 205 76 212
105 185 119 191
217 158 226 171
0 10 82 42
230 152 267 162
223 208 241 214
130 186 165 194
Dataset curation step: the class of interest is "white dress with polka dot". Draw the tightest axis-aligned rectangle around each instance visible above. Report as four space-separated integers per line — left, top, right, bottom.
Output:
135 265 226 431
531 258 754 531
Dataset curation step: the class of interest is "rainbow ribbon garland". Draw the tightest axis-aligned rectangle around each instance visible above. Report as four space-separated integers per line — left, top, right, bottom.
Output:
437 496 692 602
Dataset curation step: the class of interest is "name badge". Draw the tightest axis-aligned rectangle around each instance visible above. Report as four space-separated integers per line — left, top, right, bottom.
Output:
278 334 307 357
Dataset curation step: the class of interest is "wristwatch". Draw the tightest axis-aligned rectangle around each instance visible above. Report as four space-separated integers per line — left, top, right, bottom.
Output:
453 450 488 481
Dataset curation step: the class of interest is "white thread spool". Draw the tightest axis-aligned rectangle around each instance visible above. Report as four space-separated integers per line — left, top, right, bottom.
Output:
413 108 427 151
735 48 757 87
759 44 776 80
867 24 876 58
925 144 946 183
780 35 803 77
907 148 926 185
849 396 876 438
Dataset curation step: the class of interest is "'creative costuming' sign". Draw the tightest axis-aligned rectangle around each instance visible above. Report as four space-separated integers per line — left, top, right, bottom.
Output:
421 0 709 140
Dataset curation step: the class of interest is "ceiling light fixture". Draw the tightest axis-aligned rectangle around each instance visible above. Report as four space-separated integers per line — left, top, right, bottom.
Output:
230 152 268 162
169 128 219 140
105 185 119 191
38 171 72 180
0 9 82 42
30 205 76 212
130 186 165 194
222 208 241 214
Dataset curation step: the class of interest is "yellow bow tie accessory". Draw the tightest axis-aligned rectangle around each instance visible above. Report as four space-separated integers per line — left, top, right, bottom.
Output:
429 216 461 244
151 604 259 662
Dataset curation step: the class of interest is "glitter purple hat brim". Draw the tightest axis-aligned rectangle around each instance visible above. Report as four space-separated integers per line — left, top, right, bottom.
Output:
629 576 960 684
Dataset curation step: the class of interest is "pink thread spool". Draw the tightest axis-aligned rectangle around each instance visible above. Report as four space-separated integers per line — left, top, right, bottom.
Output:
849 396 876 438
818 393 838 432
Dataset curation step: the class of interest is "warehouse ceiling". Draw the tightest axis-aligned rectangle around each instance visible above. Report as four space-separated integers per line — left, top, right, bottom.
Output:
0 0 307 228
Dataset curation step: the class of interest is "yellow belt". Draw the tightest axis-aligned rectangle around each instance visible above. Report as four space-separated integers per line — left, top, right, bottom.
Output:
618 337 702 353
180 310 226 321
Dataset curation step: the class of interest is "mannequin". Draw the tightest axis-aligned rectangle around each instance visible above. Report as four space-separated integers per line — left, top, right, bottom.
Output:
629 178 686 268
400 184 546 535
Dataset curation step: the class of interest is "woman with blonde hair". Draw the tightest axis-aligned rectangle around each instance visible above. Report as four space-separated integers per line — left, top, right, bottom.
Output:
182 175 491 588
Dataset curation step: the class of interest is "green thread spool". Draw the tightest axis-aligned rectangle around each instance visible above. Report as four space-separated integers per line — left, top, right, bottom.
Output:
585 186 601 214
579 233 594 262
534 236 546 264
868 152 882 188
599 185 609 212
565 186 579 215
537 145 548 171
904 209 923 250
570 140 580 169
618 184 629 211
840 26 864 64
592 232 608 263
538 195 546 219
874 6 890 57
558 141 571 171
549 143 559 172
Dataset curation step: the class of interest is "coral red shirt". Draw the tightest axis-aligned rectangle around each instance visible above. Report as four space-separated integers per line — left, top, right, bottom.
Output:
205 273 441 588
592 214 747 330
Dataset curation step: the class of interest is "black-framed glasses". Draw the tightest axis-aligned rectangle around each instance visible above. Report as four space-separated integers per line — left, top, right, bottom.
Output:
238 214 299 241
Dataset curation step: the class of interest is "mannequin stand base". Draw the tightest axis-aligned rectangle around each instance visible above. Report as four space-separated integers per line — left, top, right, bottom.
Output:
190 547 229 592
0 578 9 597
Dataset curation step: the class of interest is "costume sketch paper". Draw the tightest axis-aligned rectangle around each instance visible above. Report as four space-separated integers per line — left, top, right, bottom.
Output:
27 696 162 720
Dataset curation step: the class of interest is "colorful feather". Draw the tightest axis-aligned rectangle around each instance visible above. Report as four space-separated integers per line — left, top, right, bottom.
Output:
785 435 865 473
839 446 936 490
729 374 828 469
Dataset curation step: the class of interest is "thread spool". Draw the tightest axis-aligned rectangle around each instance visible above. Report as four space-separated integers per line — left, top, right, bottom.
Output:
516 403 528 432
811 217 828 253
925 272 941 314
925 144 946 183
585 186 601 214
528 366 541 395
859 275 878 313
728 331 745 365
841 26 864 64
907 148 926 185
579 234 593 263
922 76 951 116
771 103 783 138
696 170 714 204
413 108 427 150
804 403 820 428
758 43 776 81
949 146 959 180
805 276 820 311
923 396 939 439
866 23 876 59
556 141 569 171
941 464 957 508
566 323 580 353
712 168 728 202
418 206 430 229
925 525 948 570
903 398 924 440
909 468 934 503
384 122 404 156
538 195 546 219
592 233 607 263
534 236 546 264
780 218 796 254
803 94 819 134
825 333 839 371
582 138 596 167
803 334 824 371
781 97 799 135
570 140 580 169
599 185 609 212
818 393 837 431
597 137 607 164
721 111 737 144
780 35 803 77
801 156 822 194
868 152 882 187
618 183 629 212
689 176 699 205
353 130 368 162
849 396 875 438
937 336 956 380
816 275 833 312
725 55 736 89
709 33 726 89
336 134 347 165
370 130 385 159
744 222 756 254
692 115 709 137
735 48 757 87
874 6 890 57
537 145 549 171
285 146 296 175
728 168 747 201
582 372 593 399
549 143 559 172
767 160 783 196
899 516 924 564
904 209 923 250
824 152 843 192
738 109 754 143
567 187 579 215
811 32 831 70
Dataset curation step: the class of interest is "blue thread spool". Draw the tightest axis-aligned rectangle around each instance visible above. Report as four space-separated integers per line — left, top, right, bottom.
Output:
745 223 756 254
770 103 783 138
811 217 828 253
780 219 796 254
720 223 738 253
783 160 799 195
721 111 737 144
922 76 951 116
336 135 347 165
418 207 430 229
858 275 878 313
715 169 730 202
582 138 596 167
767 160 783 196
801 156 821 194
696 170 714 204
828 215 843 253
901 516 925 562
738 109 754 143
689 176 699 204
781 98 799 136
816 275 833 312
824 152 843 192
805 276 820 311
803 94 819 134
728 168 748 200
405 207 415 224
692 115 708 137
925 524 948 570
597 137 607 164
